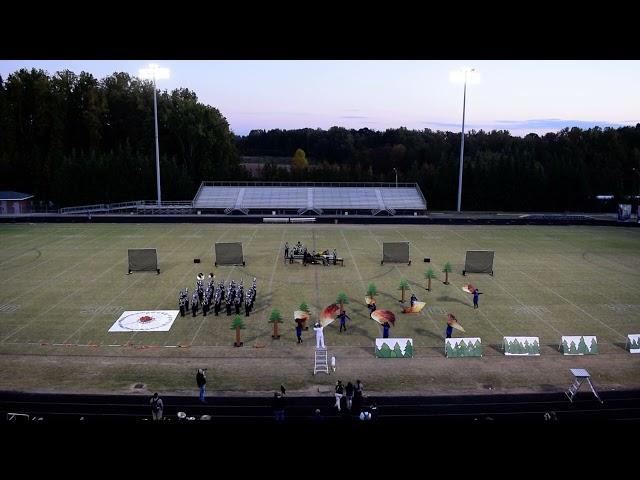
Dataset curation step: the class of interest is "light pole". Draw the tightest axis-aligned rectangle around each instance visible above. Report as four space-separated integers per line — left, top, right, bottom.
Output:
393 168 398 188
633 168 640 219
138 63 170 206
450 67 479 212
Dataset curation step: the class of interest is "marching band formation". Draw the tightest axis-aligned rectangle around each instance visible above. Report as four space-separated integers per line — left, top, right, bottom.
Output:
179 273 257 318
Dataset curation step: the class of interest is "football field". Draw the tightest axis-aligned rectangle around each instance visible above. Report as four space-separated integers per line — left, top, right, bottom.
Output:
1 222 639 396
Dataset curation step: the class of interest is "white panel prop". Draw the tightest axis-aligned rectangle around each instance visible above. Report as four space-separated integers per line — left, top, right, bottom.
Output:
627 334 640 353
559 335 598 355
503 336 540 356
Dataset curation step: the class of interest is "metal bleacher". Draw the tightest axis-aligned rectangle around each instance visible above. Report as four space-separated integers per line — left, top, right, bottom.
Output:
192 182 427 216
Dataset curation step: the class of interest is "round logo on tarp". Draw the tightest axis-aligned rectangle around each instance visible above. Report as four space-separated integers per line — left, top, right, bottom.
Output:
117 311 175 331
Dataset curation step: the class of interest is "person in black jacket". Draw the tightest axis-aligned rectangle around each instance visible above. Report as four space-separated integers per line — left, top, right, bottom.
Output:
273 392 285 422
150 392 163 421
334 380 344 412
196 368 207 403
345 381 355 411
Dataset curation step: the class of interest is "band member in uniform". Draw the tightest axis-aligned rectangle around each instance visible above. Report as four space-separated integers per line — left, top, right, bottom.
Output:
214 291 222 316
202 292 210 317
184 287 189 310
197 274 205 304
179 289 186 317
234 294 241 314
226 296 232 316
191 291 199 317
245 291 252 316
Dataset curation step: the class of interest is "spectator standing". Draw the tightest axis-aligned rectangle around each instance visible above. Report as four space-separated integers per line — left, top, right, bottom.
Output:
150 393 163 421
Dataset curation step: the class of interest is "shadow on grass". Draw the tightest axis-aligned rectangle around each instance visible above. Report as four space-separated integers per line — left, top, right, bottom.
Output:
413 328 443 342
613 341 631 352
437 296 470 307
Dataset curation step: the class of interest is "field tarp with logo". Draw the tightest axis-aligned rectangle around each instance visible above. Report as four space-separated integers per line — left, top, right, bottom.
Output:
109 310 179 332
627 334 640 353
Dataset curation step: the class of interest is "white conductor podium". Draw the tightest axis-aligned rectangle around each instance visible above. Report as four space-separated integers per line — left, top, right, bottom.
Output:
565 369 603 403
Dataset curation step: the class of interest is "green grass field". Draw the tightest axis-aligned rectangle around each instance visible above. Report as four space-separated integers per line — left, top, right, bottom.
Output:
1 222 639 396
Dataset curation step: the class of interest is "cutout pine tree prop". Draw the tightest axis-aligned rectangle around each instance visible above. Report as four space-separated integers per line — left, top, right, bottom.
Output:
269 309 283 339
398 279 409 302
366 283 378 303
336 292 349 314
298 302 311 330
231 315 245 347
442 262 453 285
424 268 437 291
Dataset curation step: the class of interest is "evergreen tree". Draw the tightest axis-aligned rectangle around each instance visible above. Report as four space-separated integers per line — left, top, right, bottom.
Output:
445 340 455 357
577 336 589 354
378 342 392 358
393 342 404 358
532 339 540 354
569 340 578 354
589 337 598 354
404 339 414 357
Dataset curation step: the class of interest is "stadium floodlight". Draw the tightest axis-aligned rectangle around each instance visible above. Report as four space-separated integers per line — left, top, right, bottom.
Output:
138 63 170 206
450 67 480 212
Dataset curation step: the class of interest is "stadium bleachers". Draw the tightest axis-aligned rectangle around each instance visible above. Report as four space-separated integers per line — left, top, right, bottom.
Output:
193 183 427 215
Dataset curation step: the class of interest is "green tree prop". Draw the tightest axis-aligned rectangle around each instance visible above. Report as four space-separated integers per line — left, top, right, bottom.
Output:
589 337 598 354
231 315 245 347
404 340 413 357
336 292 349 313
442 262 453 285
398 279 409 302
299 302 310 313
366 283 378 301
532 339 540 354
577 336 589 354
445 340 455 357
424 268 437 291
269 309 283 339
378 342 392 358
393 342 404 358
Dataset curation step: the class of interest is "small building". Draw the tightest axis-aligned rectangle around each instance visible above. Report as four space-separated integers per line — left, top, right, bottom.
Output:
0 191 34 214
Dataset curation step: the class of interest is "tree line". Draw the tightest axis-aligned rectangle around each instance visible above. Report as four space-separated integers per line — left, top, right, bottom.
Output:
0 69 246 207
237 125 640 211
2 68 639 211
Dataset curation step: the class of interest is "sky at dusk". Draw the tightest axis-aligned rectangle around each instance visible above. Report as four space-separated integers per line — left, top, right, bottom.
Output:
1 60 638 137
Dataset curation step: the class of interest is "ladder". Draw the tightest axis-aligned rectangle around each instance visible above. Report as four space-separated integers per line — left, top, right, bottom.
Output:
314 347 329 375
565 373 603 403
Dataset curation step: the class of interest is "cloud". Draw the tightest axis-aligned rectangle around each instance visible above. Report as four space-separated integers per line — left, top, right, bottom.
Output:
494 118 633 130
